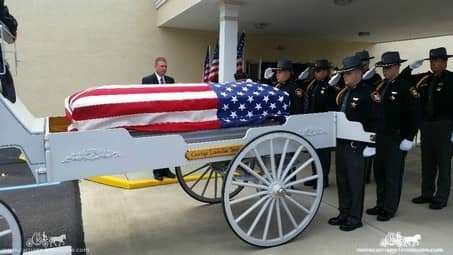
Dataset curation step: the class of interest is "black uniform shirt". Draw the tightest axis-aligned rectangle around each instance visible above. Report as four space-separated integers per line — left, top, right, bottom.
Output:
276 79 304 115
374 76 421 140
337 80 379 133
306 78 339 113
401 67 453 122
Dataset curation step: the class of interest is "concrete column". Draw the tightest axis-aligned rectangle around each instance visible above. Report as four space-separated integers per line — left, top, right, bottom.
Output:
218 1 240 83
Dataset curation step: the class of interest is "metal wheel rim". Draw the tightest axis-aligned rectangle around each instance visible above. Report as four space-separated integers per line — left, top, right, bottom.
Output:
223 131 323 247
176 163 243 204
0 201 23 255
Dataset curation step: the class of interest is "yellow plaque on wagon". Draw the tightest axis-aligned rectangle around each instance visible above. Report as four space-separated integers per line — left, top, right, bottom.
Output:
185 145 243 160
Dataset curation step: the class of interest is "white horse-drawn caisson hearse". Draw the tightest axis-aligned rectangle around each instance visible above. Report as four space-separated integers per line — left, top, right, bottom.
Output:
0 27 375 255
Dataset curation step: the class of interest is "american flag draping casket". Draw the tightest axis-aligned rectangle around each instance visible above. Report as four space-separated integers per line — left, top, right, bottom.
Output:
65 82 290 132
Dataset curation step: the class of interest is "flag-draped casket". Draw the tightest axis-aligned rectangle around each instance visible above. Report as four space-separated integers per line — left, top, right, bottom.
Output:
65 82 290 132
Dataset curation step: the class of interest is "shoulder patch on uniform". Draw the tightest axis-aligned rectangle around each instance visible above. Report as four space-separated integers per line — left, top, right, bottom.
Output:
295 88 304 98
370 91 381 102
409 86 420 98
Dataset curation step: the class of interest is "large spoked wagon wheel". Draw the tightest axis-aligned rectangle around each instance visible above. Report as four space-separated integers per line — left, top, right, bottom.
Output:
0 201 23 255
175 162 244 204
223 131 323 247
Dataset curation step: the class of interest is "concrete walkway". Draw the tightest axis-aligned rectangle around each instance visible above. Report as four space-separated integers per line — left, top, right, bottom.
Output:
80 148 452 255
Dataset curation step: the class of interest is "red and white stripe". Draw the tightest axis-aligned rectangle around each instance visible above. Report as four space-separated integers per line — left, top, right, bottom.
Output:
208 59 219 82
65 84 221 132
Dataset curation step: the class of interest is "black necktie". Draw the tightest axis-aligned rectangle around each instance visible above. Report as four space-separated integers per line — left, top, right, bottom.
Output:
340 89 351 112
160 77 164 84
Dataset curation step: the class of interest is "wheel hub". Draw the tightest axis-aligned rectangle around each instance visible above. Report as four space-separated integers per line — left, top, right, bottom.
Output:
270 183 285 198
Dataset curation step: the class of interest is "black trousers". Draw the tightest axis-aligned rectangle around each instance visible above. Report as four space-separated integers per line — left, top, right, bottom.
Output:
336 140 366 222
312 148 331 185
364 157 374 181
420 120 452 203
374 133 404 214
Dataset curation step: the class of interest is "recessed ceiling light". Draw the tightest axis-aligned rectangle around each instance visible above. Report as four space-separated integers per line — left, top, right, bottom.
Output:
254 22 269 30
358 31 371 37
334 0 353 6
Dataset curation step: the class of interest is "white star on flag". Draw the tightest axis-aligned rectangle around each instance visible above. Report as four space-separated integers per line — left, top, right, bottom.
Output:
230 111 237 119
239 104 246 111
222 104 229 111
263 96 270 103
231 96 238 103
255 103 262 110
247 96 254 103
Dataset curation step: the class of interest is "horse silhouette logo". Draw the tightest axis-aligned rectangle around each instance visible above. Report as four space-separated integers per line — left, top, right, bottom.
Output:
380 232 421 248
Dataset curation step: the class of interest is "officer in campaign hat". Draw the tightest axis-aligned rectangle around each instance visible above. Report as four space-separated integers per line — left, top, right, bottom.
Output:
303 59 339 188
401 47 453 210
366 51 421 221
328 55 379 231
264 60 304 114
355 50 383 184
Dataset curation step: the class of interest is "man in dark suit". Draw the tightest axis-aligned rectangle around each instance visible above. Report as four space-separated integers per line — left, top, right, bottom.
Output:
142 57 176 181
142 57 175 85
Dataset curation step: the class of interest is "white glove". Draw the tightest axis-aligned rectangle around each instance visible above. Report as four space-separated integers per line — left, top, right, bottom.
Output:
329 73 341 86
264 67 274 79
450 133 453 143
362 66 376 80
400 139 414 151
362 146 376 157
409 59 424 70
298 67 311 80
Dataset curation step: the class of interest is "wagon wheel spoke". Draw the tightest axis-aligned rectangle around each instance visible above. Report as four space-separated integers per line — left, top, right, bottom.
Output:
176 163 244 204
0 201 23 255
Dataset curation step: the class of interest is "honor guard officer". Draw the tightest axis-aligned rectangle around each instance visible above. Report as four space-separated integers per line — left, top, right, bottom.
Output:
356 50 383 87
328 55 379 231
401 47 453 210
366 52 421 221
356 50 382 184
303 59 339 188
265 60 304 114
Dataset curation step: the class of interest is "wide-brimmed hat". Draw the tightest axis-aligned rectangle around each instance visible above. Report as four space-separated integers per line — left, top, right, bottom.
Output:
376 51 407 67
355 50 375 61
274 60 293 72
313 59 333 70
337 55 365 73
424 47 453 60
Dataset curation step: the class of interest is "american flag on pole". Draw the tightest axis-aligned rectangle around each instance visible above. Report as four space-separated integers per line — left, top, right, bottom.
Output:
208 42 219 82
65 82 289 133
202 46 211 82
236 32 246 73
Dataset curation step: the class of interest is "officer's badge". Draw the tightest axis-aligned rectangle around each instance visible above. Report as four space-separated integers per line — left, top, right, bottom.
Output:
295 88 303 97
370 91 381 102
321 89 325 95
436 87 442 92
409 87 420 98
351 102 357 108
390 91 398 101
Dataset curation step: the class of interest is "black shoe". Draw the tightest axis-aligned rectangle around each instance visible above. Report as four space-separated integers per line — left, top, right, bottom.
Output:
377 211 394 221
328 214 348 226
304 179 316 187
412 196 433 204
429 200 447 210
339 218 363 231
163 169 176 179
366 206 382 216
154 174 164 181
